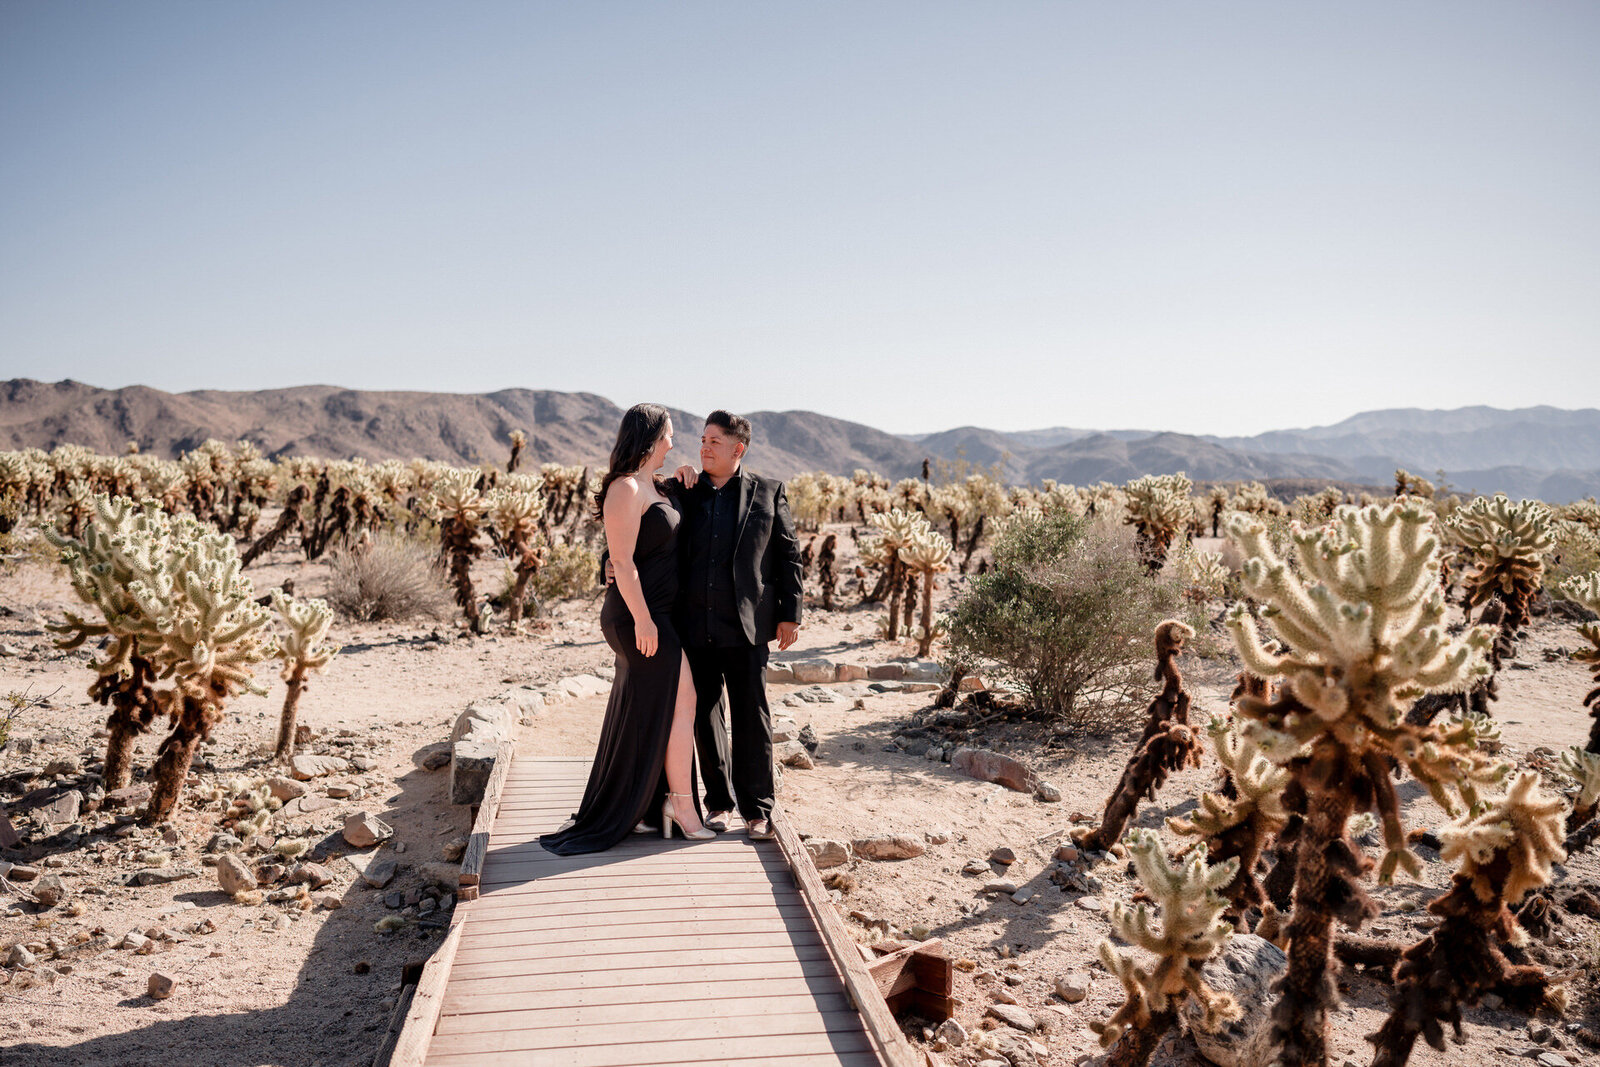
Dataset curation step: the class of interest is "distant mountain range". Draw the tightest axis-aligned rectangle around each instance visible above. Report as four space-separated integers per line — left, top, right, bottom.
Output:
4 379 1598 501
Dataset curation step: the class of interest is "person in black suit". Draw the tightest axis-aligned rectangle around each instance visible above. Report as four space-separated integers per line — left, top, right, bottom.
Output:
673 410 803 839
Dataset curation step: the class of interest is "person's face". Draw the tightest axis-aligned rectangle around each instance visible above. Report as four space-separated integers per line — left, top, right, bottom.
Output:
651 418 674 464
700 423 744 477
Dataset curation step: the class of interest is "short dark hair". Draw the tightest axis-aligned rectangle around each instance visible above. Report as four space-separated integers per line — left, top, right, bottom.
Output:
705 410 752 449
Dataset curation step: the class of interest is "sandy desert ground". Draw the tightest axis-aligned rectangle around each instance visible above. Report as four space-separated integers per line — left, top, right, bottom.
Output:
1 527 1597 1067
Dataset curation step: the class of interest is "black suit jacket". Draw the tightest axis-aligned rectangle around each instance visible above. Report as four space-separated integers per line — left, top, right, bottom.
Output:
673 468 803 647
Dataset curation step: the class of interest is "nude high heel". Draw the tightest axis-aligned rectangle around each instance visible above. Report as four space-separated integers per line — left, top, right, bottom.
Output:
663 792 715 840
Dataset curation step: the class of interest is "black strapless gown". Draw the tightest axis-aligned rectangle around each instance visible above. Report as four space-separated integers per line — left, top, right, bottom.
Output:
539 500 697 855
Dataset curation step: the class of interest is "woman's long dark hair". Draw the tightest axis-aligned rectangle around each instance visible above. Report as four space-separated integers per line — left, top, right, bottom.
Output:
593 403 671 521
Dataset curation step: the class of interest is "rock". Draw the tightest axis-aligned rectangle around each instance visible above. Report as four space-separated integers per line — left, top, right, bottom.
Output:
776 742 815 769
32 874 67 908
358 858 397 889
868 680 904 693
215 854 254 897
7 944 37 968
265 776 307 802
1055 972 1090 1002
44 757 80 777
325 782 363 800
867 663 906 681
789 659 836 684
289 754 350 780
147 972 175 999
420 747 452 771
206 832 243 853
984 880 1019 895
255 863 286 885
992 987 1020 1004
1184 934 1287 1067
289 863 334 890
899 659 946 682
804 839 852 870
119 932 150 952
934 1018 968 1046
990 846 1018 865
104 784 152 808
850 834 926 860
1054 845 1080 863
342 812 394 848
314 892 342 910
797 723 819 753
38 789 82 825
1535 1055 1572 1067
764 663 796 683
986 1002 1038 1032
1035 781 1062 803
5 864 39 882
1011 886 1036 905
135 867 199 886
834 663 868 682
962 858 989 875
441 836 468 862
1075 896 1103 911
925 828 951 844
951 748 1038 793
1529 1022 1554 1044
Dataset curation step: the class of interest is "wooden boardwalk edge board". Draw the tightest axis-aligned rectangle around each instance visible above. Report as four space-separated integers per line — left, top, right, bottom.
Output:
768 806 923 1067
386 920 464 1067
457 739 515 897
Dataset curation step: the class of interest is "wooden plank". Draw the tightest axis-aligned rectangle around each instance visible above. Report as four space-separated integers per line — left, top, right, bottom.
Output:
449 943 836 981
426 1010 867 1054
458 739 515 897
458 916 808 945
463 887 806 911
770 806 920 1067
437 989 853 1026
476 871 787 892
458 902 815 934
865 939 943 1000
441 964 852 1011
388 921 463 1067
425 1030 876 1066
454 930 824 962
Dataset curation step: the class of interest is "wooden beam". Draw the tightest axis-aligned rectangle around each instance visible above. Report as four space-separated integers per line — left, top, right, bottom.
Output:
386 920 464 1067
865 938 951 1002
458 739 514 901
769 805 920 1067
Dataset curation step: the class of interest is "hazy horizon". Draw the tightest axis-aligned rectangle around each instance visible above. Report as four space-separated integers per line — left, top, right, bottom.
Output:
4 3 1598 435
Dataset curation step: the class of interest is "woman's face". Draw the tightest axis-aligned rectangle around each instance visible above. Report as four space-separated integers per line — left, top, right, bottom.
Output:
653 417 674 461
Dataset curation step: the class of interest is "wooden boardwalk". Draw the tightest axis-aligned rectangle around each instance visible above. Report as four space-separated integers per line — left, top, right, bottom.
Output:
394 756 921 1067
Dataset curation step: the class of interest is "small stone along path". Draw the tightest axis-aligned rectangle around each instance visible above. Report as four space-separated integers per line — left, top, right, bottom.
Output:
397 756 916 1067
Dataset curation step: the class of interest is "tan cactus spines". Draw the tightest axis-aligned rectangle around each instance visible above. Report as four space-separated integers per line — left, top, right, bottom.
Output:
1224 503 1509 1066
506 429 527 473
1074 621 1202 853
1124 473 1193 574
1369 772 1568 1067
488 479 548 624
1393 469 1435 500
1093 829 1241 1067
430 468 489 631
1558 746 1600 832
1172 541 1229 605
271 592 338 761
1560 572 1600 751
865 507 930 639
898 528 952 657
1450 494 1555 632
1167 715 1291 922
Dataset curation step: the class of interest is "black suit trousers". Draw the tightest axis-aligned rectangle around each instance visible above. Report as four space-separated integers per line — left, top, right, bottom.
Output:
686 643 773 821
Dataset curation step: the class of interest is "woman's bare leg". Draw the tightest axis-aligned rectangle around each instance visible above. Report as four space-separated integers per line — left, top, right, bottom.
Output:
666 652 704 832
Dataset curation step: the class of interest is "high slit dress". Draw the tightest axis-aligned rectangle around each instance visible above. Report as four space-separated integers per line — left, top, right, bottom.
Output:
539 498 698 855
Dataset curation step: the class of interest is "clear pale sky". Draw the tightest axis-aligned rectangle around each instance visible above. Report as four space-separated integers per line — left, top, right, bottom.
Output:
2 2 1596 435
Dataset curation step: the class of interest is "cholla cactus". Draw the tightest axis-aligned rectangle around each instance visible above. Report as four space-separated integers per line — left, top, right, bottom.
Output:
1074 621 1202 852
430 468 489 631
48 496 274 821
1290 487 1346 527
271 592 338 761
1369 772 1568 1066
898 529 951 657
506 429 527 473
1228 481 1284 518
1172 542 1229 605
1206 486 1229 537
487 479 547 624
1168 715 1291 922
1450 494 1555 632
1224 503 1508 1066
1560 572 1600 752
816 533 838 609
1124 473 1193 574
1558 746 1600 833
865 508 930 639
1393 469 1435 500
1093 829 1241 1067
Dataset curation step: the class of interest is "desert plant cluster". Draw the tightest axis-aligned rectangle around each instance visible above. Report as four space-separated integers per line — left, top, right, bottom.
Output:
6 437 1600 1065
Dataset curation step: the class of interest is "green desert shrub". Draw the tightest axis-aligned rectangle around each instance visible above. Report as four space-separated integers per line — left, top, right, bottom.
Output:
532 539 599 602
326 531 452 622
945 511 1184 727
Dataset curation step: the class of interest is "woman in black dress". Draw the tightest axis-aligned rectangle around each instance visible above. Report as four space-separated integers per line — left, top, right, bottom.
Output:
539 404 712 855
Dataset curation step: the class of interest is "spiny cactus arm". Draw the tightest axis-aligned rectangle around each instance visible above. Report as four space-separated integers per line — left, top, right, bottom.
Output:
1441 771 1567 902
272 592 338 677
1223 605 1290 680
1560 747 1600 813
1563 571 1600 614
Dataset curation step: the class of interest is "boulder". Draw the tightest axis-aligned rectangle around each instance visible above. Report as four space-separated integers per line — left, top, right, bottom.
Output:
265 776 307 802
215 854 254 896
342 812 393 848
32 874 68 908
900 659 947 683
951 748 1038 793
289 754 350 781
289 863 334 890
866 663 906 681
103 784 151 808
1054 971 1091 1002
38 790 82 826
1183 934 1287 1067
850 834 926 861
788 659 836 685
775 741 815 769
985 1002 1037 1032
764 664 797 684
834 663 868 682
804 839 852 870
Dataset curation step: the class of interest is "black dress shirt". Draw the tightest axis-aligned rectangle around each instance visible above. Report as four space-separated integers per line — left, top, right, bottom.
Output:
682 475 744 647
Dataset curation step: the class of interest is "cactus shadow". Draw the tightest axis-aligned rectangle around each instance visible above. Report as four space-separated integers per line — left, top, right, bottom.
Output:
3 758 473 1066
